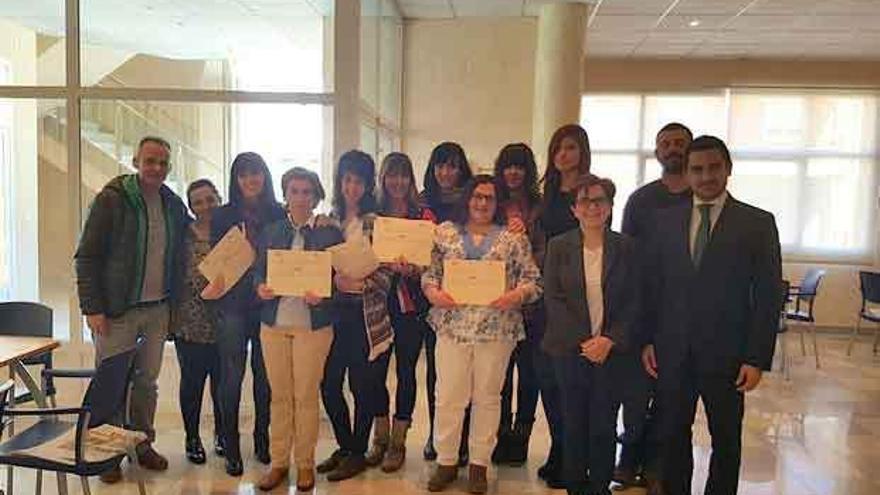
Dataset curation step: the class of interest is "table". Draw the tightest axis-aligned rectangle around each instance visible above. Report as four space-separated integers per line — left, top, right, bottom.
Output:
0 336 60 495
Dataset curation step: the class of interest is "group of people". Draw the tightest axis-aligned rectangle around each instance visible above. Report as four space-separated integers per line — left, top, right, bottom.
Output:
74 119 783 495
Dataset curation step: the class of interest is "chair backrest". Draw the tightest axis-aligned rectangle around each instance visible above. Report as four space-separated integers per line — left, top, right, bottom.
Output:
860 271 880 305
82 347 138 428
799 268 826 299
0 302 52 337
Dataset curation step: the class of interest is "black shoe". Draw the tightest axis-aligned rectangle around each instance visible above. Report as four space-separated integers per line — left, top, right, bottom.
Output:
423 436 438 461
185 436 206 465
613 465 638 487
317 449 349 474
326 454 367 482
254 434 270 465
214 434 226 457
225 456 244 477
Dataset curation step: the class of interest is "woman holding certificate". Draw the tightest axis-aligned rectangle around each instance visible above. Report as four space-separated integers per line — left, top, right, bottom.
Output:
318 150 394 482
252 167 343 492
542 174 639 495
364 152 437 472
202 152 285 476
419 141 474 463
422 175 542 494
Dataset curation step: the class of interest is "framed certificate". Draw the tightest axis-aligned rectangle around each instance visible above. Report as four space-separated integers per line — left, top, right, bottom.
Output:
373 217 435 266
443 259 505 306
267 250 332 297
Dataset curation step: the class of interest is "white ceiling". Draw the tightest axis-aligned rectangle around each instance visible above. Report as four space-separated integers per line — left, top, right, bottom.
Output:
397 0 880 59
3 0 879 60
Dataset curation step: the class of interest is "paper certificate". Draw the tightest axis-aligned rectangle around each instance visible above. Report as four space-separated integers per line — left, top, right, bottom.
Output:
443 259 506 306
11 424 147 465
198 226 255 290
327 239 380 279
373 217 435 266
267 250 332 297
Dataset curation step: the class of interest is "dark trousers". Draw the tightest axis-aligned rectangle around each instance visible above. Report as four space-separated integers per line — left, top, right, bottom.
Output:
216 309 270 458
321 298 385 456
376 312 428 421
175 339 222 440
658 360 744 495
499 309 541 428
616 352 654 474
554 354 618 495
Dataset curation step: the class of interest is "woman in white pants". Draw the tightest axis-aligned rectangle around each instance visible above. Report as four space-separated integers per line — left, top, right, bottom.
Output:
422 174 542 494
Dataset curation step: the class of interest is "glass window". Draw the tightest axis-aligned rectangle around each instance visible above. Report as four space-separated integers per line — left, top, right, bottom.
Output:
728 160 800 247
582 90 878 261
1 98 71 337
591 153 640 231
581 95 641 151
80 0 332 92
0 4 66 85
642 93 727 149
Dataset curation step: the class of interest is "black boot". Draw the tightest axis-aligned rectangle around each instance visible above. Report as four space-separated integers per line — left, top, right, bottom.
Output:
505 422 533 466
254 433 270 465
424 431 438 461
185 436 206 464
224 435 243 477
491 426 512 465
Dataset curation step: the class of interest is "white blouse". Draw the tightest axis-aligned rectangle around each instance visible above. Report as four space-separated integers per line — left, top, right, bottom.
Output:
582 244 604 336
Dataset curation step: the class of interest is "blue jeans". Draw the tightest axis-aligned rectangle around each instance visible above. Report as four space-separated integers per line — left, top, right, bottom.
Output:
216 309 270 458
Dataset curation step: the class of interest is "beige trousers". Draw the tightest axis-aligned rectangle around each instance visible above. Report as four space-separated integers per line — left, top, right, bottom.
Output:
260 324 333 469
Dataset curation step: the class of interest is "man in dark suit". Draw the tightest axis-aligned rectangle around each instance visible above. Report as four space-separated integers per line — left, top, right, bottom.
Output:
640 135 783 495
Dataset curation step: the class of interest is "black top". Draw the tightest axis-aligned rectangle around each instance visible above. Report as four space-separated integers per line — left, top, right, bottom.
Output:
621 180 690 239
540 190 578 241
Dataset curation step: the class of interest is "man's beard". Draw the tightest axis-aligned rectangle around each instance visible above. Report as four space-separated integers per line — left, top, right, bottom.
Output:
661 155 684 174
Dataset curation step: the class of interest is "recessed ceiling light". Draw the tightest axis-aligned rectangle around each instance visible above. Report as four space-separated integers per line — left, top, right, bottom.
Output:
689 19 701 27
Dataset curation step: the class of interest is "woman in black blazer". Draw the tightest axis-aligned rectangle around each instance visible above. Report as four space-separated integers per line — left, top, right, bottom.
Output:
542 174 640 495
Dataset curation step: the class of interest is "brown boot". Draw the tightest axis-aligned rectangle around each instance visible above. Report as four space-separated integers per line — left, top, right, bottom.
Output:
381 419 410 473
427 464 458 492
467 464 488 494
365 415 390 467
257 467 289 491
296 467 315 491
99 464 122 484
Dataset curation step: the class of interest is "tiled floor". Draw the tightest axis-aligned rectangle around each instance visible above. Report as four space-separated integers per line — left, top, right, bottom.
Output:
4 332 880 494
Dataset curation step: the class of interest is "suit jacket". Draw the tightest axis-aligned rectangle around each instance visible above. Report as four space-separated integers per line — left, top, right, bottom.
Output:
642 194 783 374
542 228 640 357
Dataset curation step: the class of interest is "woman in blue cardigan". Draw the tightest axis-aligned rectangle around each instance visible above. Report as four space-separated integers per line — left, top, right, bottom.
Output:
252 167 344 492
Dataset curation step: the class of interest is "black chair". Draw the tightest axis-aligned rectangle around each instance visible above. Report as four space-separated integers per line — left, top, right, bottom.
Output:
0 345 148 495
0 302 56 405
847 271 880 356
783 268 825 369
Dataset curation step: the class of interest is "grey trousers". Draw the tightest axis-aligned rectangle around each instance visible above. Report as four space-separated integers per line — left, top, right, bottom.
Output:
94 302 169 444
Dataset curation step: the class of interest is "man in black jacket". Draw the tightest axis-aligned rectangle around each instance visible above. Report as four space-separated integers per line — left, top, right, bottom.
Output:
641 135 783 495
75 136 189 483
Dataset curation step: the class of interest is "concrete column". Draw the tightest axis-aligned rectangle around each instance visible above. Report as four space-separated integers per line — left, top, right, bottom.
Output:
334 0 361 162
531 2 589 168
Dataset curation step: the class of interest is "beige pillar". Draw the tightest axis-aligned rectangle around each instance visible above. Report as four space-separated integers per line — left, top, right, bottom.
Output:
334 0 361 162
531 2 589 169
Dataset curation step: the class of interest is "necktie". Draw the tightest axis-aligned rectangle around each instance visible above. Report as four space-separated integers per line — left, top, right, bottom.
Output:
693 204 713 267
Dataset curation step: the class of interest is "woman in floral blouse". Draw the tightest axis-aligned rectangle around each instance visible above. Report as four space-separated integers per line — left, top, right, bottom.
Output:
173 179 223 465
422 174 542 494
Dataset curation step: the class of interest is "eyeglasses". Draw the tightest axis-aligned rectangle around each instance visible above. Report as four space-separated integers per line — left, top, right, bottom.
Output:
576 196 609 208
472 193 497 203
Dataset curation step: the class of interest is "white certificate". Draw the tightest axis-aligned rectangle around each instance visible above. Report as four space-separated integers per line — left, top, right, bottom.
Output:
198 226 254 290
373 217 435 266
267 250 332 297
443 259 506 306
327 238 380 279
